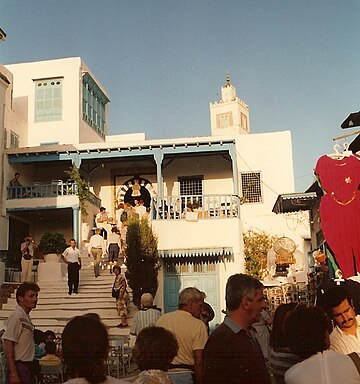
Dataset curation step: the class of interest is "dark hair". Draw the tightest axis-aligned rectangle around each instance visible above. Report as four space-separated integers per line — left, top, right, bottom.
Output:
133 326 178 371
270 303 298 349
44 330 56 342
15 172 20 177
100 207 106 212
34 329 45 344
69 238 76 243
286 305 331 359
16 282 40 304
45 341 57 355
113 265 120 272
318 286 352 317
62 315 109 384
226 274 263 311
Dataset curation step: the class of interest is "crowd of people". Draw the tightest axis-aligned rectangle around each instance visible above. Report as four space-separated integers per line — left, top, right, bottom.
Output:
6 270 360 384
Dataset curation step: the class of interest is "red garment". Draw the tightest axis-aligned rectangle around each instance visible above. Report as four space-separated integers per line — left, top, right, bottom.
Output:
315 155 360 278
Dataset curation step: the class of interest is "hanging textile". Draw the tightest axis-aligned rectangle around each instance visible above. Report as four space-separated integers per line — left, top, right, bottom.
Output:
315 154 360 278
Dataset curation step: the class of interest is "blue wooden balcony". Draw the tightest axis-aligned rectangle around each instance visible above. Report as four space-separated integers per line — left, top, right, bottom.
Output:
7 181 101 208
154 194 240 220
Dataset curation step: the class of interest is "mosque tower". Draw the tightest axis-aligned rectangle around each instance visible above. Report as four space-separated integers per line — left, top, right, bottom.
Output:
210 73 250 136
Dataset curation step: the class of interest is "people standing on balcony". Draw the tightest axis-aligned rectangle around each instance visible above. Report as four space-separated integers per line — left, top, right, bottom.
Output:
2 282 40 384
10 172 22 187
134 199 147 219
62 239 81 295
20 235 38 282
96 207 112 240
112 265 129 328
89 228 106 278
107 227 121 274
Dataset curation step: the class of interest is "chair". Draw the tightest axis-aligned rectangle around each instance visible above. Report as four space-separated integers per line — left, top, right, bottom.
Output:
107 337 130 378
39 364 63 384
32 260 39 282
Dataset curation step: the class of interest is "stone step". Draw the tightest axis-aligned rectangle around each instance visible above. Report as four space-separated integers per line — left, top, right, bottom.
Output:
0 258 135 340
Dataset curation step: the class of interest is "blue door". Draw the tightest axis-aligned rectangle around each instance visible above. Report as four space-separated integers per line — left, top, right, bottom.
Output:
164 263 221 329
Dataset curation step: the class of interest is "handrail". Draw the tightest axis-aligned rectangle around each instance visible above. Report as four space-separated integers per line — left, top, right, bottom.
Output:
152 194 240 220
7 183 101 208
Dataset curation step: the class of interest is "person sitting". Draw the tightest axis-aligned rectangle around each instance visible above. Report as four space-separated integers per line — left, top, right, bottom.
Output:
284 305 360 384
119 326 178 384
34 329 46 360
130 293 162 336
62 314 122 384
44 330 56 345
10 172 22 187
39 341 62 366
96 207 112 239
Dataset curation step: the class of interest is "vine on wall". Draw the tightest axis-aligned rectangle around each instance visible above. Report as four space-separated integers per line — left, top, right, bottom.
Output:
66 164 90 217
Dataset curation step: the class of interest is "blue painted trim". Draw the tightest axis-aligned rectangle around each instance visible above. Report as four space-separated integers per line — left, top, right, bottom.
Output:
7 205 79 212
8 141 236 164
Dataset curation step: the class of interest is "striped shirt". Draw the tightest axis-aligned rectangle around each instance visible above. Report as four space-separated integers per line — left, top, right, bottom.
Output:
130 307 162 336
269 347 300 384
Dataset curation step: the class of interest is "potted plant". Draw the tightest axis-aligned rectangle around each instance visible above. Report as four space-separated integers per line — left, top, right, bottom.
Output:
38 232 67 262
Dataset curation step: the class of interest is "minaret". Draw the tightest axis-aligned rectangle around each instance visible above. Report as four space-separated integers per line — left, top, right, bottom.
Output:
210 73 250 136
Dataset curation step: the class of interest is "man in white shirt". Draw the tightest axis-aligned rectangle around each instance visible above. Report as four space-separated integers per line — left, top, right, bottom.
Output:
89 228 106 277
2 282 40 384
62 239 81 295
321 285 360 354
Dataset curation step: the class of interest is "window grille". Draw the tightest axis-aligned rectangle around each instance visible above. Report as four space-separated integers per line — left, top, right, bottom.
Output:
241 172 262 203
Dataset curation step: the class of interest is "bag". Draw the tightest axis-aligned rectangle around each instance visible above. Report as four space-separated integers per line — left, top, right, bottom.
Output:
23 249 32 260
112 286 120 299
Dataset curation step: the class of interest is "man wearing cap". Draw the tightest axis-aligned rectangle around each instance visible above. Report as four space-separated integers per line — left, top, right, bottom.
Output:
130 293 162 336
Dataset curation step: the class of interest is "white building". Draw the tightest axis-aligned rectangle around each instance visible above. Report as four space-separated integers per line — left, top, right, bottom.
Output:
1 58 309 324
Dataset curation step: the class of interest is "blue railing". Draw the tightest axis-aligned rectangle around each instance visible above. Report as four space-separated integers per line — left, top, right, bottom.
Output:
7 182 78 199
7 182 101 208
153 194 240 220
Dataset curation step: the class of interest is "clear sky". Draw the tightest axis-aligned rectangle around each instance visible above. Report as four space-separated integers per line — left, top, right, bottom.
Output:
1 1 360 192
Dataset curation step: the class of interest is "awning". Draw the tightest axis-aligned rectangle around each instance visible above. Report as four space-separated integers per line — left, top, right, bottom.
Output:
272 192 317 214
158 247 233 264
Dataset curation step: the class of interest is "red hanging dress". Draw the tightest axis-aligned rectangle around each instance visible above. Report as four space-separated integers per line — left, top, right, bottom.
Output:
315 155 360 278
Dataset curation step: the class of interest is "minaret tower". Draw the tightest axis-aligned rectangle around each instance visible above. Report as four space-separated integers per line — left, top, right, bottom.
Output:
210 73 250 136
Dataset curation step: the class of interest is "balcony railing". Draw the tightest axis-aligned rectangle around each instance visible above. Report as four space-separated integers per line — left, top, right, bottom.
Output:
7 182 101 208
153 194 240 220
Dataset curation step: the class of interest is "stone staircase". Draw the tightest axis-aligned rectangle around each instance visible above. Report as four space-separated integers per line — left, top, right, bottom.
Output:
0 250 136 338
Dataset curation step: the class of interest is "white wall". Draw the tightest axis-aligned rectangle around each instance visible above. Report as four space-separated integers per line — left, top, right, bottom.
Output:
6 57 108 147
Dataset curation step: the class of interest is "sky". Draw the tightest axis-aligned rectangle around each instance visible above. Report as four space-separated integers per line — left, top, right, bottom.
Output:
1 0 360 192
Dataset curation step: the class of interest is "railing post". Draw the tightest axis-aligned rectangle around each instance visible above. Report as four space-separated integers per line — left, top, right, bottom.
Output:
72 206 80 244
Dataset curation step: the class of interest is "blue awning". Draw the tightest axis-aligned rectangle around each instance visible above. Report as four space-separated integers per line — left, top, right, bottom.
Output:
158 247 233 264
